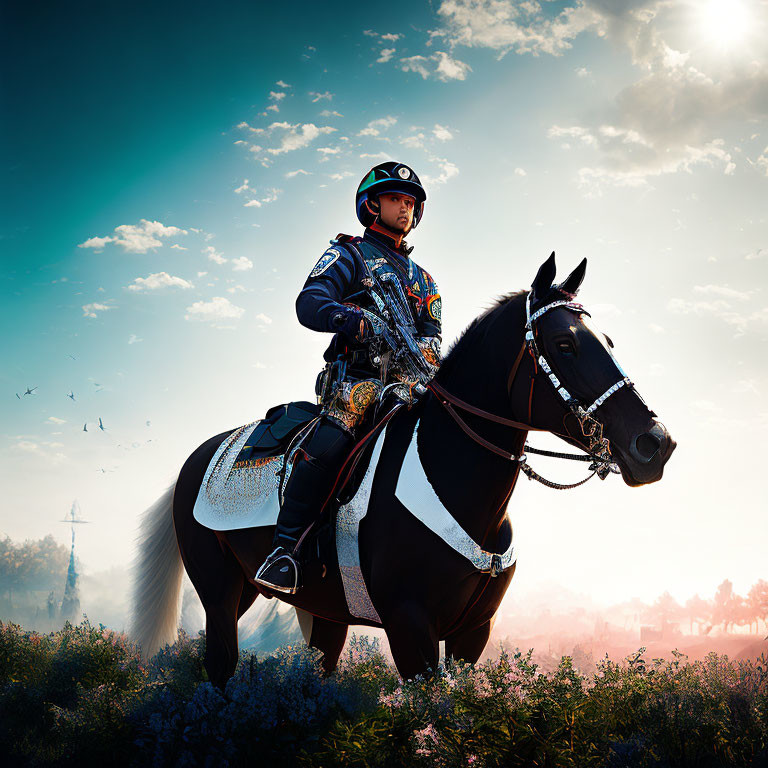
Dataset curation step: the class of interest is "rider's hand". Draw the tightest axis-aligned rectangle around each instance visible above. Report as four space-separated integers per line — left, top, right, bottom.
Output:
331 307 371 343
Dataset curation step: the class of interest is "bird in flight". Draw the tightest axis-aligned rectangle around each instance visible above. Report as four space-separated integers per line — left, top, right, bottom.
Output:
83 423 88 432
98 417 105 431
66 354 77 360
67 391 75 401
15 393 21 399
24 387 38 396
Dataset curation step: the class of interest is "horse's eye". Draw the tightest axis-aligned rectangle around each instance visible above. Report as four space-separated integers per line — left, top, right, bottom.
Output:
557 340 575 355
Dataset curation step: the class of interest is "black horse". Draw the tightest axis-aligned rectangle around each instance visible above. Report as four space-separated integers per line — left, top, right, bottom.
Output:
131 254 675 687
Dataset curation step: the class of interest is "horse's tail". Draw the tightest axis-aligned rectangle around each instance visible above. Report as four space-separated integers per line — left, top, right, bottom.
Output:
130 482 183 660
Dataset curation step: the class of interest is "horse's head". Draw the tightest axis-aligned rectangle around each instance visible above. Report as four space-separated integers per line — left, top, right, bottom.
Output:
517 252 675 486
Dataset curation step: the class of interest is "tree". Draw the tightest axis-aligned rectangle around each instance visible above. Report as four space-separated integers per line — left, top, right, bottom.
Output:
0 535 69 602
748 580 768 633
684 594 711 634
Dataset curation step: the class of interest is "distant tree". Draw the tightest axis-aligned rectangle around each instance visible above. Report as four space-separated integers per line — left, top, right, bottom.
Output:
0 535 69 602
712 579 746 633
648 591 684 628
684 594 711 634
748 580 768 633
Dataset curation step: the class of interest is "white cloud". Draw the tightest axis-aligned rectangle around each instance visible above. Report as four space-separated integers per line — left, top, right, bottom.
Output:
204 246 227 265
275 80 291 88
286 169 311 178
330 171 355 181
47 416 66 424
170 243 188 250
78 219 188 254
399 55 433 80
309 91 333 102
377 48 396 64
434 51 472 81
433 124 453 141
78 235 116 252
82 302 115 318
184 296 245 326
401 133 426 149
399 51 471 81
423 157 459 185
269 91 286 101
235 179 251 194
254 313 272 325
126 272 194 291
359 151 393 162
317 147 340 155
231 256 253 271
320 110 343 118
575 66 590 78
265 122 336 154
358 116 397 137
514 167 527 176
128 334 143 344
381 33 401 43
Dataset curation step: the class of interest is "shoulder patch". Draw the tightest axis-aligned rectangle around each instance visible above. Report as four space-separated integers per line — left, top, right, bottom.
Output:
309 248 341 277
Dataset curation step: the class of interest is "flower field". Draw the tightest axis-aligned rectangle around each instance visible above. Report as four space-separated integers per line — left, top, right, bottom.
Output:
0 620 766 767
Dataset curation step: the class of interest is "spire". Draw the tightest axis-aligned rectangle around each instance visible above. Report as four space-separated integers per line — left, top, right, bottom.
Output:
60 500 88 621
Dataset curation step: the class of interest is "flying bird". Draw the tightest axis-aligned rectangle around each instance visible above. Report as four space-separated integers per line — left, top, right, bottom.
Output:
24 387 38 396
98 417 105 431
15 393 20 399
83 423 88 432
67 391 75 401
66 354 77 360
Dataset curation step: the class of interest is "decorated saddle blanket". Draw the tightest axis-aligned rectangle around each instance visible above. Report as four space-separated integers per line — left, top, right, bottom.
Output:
192 401 319 531
193 403 516 626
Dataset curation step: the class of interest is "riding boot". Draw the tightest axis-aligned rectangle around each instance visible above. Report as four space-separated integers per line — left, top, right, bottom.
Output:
254 417 355 593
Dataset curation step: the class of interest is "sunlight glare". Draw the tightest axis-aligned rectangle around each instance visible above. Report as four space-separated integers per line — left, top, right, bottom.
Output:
700 0 750 46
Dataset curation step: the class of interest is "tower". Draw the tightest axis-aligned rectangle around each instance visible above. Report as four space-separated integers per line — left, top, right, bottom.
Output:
60 500 88 620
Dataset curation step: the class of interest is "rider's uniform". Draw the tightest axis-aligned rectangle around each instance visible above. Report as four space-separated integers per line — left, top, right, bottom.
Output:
272 226 441 549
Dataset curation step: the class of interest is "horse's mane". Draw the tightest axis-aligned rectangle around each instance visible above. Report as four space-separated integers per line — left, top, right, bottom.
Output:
437 290 527 379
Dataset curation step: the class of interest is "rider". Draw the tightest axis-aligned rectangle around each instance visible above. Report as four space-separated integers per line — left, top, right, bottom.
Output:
254 161 442 593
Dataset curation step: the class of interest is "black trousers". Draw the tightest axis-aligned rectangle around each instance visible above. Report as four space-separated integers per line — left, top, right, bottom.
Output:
273 415 356 549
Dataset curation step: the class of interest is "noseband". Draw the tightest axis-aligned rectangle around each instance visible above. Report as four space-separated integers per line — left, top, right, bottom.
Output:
428 291 633 489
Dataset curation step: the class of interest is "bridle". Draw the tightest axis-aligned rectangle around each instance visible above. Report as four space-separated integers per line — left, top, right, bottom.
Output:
428 291 634 490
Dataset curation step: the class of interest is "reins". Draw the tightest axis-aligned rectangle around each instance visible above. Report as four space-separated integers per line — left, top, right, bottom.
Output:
427 292 626 490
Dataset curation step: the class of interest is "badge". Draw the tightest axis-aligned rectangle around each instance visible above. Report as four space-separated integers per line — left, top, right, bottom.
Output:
398 166 411 179
309 248 340 277
427 295 442 323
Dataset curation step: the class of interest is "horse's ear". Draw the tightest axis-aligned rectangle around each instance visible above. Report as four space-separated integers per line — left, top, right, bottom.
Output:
531 251 556 303
558 257 587 297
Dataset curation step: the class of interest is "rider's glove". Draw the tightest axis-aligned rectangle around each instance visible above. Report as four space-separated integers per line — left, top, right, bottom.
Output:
331 307 371 343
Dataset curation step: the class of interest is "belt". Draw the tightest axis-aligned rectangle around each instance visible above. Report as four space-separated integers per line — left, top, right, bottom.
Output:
340 349 369 364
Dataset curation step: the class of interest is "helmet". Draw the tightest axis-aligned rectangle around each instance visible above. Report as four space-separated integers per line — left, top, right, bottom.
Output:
355 162 427 229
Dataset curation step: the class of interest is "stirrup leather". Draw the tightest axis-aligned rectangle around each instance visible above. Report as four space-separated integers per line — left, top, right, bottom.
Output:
254 547 301 594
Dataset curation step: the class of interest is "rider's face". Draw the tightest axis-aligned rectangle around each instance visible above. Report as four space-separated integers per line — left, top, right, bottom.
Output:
378 193 416 234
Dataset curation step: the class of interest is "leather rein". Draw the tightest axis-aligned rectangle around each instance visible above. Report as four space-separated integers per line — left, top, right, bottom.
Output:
426 293 625 490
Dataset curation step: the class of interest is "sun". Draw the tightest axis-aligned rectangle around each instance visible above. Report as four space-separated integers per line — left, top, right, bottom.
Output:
699 0 751 47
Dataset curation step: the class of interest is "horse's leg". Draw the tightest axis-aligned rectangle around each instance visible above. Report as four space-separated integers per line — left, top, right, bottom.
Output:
180 528 245 689
384 603 439 679
445 620 493 665
303 614 349 676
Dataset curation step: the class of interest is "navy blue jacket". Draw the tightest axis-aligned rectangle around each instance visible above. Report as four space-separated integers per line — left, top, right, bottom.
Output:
296 227 442 365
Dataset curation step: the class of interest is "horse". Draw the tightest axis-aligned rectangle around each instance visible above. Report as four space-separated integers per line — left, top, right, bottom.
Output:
131 253 675 687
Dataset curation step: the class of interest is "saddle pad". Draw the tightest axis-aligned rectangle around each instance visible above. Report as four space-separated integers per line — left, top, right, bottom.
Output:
193 421 283 531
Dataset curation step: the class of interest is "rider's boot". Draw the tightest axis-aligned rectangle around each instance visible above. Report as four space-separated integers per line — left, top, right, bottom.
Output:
254 418 355 593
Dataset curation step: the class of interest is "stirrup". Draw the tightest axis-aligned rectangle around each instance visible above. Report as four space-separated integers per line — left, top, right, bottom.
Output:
254 546 301 594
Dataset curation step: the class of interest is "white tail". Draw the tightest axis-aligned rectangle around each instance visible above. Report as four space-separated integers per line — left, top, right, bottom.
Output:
130 483 184 660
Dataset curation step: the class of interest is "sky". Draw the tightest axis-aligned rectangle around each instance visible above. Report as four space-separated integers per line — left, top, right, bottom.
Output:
1 0 767 608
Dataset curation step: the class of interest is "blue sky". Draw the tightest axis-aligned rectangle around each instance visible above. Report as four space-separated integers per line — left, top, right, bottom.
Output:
2 0 767 605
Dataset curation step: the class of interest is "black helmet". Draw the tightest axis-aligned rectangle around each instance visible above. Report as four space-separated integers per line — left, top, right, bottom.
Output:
355 161 427 229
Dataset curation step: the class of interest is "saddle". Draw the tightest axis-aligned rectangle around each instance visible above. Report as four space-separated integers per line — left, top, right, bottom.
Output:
233 401 320 466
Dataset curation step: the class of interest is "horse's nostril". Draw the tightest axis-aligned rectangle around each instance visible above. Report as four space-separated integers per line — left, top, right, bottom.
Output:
635 432 660 461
